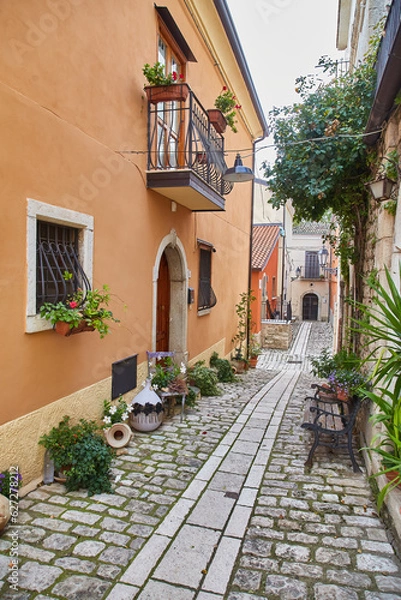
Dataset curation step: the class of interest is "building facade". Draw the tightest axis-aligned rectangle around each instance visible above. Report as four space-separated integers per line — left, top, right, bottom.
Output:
0 0 267 487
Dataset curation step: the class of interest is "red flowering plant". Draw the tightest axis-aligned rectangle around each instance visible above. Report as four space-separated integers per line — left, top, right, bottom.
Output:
142 62 184 87
40 271 119 338
214 86 241 132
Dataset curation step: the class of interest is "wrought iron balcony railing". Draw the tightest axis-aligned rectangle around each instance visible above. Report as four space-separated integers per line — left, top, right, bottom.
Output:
146 88 234 211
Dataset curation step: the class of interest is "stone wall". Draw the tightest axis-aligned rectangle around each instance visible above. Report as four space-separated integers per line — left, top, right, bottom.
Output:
261 320 293 350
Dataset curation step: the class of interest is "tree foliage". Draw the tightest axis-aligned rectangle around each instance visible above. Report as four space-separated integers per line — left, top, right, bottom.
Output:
263 39 379 275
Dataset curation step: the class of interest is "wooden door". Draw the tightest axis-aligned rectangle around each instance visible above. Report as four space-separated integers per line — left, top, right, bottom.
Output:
302 293 318 321
156 253 170 351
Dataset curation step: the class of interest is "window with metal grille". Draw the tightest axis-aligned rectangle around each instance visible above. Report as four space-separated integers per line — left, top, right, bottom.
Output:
198 247 217 311
36 221 90 311
304 251 320 278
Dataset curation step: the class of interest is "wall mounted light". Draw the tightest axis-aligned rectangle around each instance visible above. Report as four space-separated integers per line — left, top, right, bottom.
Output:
318 244 337 276
223 153 254 182
365 176 396 202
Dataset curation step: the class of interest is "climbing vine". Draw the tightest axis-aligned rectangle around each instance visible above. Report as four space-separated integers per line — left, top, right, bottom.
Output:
263 32 381 301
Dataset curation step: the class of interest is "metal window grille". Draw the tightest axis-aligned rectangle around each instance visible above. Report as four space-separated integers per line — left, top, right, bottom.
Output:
198 248 217 310
305 251 320 279
36 221 91 311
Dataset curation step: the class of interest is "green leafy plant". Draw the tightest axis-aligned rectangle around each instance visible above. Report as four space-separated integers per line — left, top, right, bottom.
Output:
39 416 114 496
249 335 262 358
150 357 186 391
352 264 401 508
263 33 380 303
214 86 241 132
187 361 220 396
327 368 366 397
143 62 184 87
209 352 236 383
102 397 132 428
0 470 22 500
40 273 119 338
362 386 401 509
231 290 256 361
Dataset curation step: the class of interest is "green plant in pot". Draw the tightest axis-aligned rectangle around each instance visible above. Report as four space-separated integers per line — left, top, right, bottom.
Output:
142 62 188 104
39 416 114 496
213 87 241 133
40 272 119 338
209 352 236 383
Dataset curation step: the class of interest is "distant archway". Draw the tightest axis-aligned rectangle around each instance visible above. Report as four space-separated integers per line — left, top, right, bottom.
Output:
302 293 318 321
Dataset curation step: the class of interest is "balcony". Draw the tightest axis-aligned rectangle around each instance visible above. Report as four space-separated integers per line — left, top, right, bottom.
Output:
146 88 233 211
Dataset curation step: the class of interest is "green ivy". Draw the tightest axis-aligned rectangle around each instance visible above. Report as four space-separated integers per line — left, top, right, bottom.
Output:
263 31 381 297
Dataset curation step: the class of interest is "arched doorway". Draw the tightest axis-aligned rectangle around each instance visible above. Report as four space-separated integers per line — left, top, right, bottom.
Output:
153 231 188 362
156 253 170 351
302 293 318 321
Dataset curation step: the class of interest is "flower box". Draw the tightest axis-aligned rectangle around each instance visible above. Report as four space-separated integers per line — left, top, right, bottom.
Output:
55 321 95 337
144 83 189 104
208 109 227 134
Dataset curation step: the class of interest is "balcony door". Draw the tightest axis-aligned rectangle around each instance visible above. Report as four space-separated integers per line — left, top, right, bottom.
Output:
156 35 185 168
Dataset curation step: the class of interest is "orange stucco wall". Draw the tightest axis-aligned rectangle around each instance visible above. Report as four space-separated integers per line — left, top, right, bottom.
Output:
251 242 280 332
0 0 257 435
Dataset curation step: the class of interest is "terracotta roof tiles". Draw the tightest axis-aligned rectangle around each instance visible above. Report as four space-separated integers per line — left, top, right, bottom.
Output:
252 224 281 270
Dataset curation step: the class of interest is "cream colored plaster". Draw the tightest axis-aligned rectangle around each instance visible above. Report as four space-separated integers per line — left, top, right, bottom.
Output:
0 377 110 484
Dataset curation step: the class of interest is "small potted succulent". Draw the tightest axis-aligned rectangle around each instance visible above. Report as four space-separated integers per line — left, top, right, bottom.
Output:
40 272 119 338
142 62 189 104
208 86 241 134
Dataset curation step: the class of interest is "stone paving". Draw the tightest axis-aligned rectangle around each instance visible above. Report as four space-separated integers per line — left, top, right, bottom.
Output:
1 322 401 599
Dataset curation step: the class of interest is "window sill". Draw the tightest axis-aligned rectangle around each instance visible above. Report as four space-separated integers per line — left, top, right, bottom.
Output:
26 315 53 334
197 308 211 316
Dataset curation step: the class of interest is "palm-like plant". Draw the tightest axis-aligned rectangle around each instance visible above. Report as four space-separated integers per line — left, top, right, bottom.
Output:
353 264 401 508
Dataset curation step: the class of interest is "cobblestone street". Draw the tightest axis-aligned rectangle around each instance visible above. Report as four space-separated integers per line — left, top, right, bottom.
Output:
1 322 401 599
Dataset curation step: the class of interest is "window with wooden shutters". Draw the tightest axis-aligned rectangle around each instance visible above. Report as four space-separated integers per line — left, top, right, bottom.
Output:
305 251 320 278
198 246 217 312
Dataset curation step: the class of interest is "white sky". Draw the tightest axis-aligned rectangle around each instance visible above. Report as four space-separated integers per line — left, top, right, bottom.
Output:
226 0 345 173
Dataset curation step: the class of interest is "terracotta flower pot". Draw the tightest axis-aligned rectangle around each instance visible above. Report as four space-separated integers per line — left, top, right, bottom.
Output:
55 321 95 337
144 83 189 104
208 109 227 134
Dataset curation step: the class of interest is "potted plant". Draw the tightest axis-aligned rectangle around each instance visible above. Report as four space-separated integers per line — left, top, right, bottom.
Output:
102 397 133 449
327 368 366 401
208 86 241 134
142 62 189 104
39 416 114 496
40 272 119 338
248 335 262 368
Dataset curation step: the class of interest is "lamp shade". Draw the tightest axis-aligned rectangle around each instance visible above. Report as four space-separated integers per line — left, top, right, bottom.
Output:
366 176 395 201
223 154 254 182
318 245 329 268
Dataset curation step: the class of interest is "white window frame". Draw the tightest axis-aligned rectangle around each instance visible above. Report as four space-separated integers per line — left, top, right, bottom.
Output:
26 199 94 333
